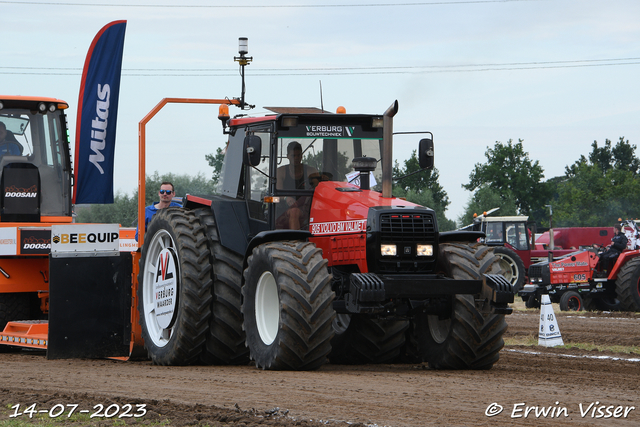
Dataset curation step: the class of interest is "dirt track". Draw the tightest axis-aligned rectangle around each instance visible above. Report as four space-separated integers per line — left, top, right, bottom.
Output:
1 307 639 427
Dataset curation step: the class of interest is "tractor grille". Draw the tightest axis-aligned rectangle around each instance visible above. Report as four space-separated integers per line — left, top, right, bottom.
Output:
528 264 543 278
527 262 550 285
373 211 438 274
380 213 436 242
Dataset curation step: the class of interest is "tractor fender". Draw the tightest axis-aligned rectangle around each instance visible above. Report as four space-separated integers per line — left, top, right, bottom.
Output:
610 250 640 278
439 230 484 244
243 230 313 271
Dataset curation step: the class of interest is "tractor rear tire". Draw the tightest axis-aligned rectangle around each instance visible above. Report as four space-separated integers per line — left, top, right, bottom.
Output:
559 291 583 311
242 241 334 370
595 296 622 312
138 208 213 365
193 209 249 365
0 293 31 353
583 297 598 311
615 257 640 312
328 314 409 364
413 242 508 370
493 246 526 293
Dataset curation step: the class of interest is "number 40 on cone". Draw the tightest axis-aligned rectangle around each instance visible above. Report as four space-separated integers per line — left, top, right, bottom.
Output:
538 294 564 347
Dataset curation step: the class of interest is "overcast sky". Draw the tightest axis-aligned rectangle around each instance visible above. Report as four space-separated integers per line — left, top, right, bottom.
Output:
3 0 639 222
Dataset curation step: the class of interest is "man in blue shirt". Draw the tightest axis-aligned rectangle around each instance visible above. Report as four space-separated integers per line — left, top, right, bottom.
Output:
135 181 182 241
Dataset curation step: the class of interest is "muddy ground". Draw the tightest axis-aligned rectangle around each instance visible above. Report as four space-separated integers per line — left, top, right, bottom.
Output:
1 307 639 427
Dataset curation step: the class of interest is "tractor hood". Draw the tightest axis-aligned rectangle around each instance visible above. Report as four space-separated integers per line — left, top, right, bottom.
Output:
309 181 426 226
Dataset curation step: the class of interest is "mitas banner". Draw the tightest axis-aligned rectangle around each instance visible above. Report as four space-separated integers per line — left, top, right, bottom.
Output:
73 20 127 204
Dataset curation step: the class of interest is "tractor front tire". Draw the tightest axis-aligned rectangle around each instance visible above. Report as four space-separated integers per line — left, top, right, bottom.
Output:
194 209 249 365
559 291 583 311
413 242 508 370
138 208 213 365
615 257 640 312
493 246 526 293
329 315 409 364
525 295 540 309
242 241 334 370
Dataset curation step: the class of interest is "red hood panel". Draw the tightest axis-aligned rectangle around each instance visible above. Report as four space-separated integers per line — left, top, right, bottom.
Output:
309 181 420 228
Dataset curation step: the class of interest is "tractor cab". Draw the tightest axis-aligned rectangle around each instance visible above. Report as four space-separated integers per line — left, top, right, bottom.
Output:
219 108 387 235
0 96 72 222
460 212 534 291
480 216 531 251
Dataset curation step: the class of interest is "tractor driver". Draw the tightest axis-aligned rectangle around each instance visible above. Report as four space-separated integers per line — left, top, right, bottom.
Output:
134 181 182 241
0 121 23 158
485 223 503 242
276 141 319 230
597 223 628 272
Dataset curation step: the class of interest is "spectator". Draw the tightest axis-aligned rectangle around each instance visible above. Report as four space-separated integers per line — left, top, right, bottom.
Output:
135 181 181 241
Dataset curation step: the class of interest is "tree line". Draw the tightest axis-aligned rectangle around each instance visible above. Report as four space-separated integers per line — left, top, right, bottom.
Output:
458 137 639 229
77 137 637 231
75 171 217 226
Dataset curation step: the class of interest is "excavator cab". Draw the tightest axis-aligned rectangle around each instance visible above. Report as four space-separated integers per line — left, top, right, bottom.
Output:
0 97 72 222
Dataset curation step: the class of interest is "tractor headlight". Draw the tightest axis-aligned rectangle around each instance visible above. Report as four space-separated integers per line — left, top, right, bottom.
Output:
416 244 433 257
381 244 397 256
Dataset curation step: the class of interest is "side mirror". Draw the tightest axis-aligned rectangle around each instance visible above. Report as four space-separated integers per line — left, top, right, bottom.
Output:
243 135 262 167
418 138 434 169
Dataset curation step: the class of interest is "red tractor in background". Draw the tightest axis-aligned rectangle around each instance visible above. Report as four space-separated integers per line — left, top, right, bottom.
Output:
520 219 640 311
463 210 614 293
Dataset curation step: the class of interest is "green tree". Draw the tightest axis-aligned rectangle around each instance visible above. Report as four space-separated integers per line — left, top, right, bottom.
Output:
75 191 138 226
463 139 550 222
567 137 640 176
553 137 640 226
76 172 217 225
393 150 449 208
457 185 518 228
392 150 455 231
205 147 225 186
143 171 217 206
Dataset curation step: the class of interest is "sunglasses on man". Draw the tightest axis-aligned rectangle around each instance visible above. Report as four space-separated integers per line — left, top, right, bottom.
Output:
159 190 173 195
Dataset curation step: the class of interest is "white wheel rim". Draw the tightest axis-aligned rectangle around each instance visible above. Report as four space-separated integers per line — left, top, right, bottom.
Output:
497 254 518 285
428 315 451 344
255 271 279 345
142 229 178 348
332 313 352 335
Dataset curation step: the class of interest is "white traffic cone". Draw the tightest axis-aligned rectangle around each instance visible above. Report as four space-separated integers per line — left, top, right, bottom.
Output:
538 294 564 347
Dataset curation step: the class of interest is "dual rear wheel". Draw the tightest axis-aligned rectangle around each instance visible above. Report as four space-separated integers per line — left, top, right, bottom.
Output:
138 208 250 366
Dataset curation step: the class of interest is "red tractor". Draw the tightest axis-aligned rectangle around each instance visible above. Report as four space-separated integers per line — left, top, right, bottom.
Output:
466 211 616 295
520 220 640 311
133 100 515 370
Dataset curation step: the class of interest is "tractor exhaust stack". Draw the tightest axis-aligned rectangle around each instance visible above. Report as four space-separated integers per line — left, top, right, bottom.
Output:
382 100 398 198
